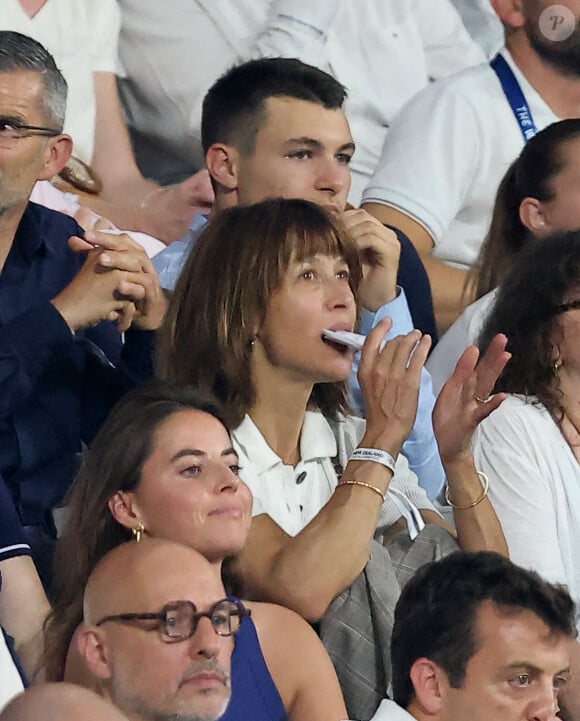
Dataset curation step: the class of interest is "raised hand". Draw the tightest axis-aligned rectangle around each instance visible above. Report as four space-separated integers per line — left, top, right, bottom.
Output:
341 209 400 312
358 318 431 455
433 333 511 465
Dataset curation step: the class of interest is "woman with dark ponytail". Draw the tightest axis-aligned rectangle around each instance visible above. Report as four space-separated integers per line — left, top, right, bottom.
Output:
428 119 580 393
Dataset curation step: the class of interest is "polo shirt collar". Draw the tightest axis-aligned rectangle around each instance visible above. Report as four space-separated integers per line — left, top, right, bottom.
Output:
233 410 338 475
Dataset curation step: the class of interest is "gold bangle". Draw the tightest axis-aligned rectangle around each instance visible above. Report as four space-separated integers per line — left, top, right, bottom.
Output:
337 480 386 503
445 471 489 510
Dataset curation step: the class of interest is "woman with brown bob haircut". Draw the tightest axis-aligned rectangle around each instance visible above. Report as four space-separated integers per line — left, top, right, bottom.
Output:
159 197 509 627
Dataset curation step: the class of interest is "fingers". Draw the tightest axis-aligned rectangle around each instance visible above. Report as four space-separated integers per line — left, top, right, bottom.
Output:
358 317 393 380
85 229 143 253
473 392 506 424
473 333 511 400
68 234 98 253
115 279 147 302
84 230 158 278
99 250 146 274
360 326 427 401
341 209 400 260
111 303 138 334
341 209 400 311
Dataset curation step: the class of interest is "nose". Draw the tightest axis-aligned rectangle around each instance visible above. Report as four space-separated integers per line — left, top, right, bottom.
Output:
315 157 346 196
324 275 355 311
527 684 559 721
210 464 240 494
188 616 224 660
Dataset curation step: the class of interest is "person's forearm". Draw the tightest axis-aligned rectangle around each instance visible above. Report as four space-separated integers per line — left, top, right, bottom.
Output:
445 457 508 556
0 556 49 683
421 255 472 333
251 460 397 620
99 174 157 208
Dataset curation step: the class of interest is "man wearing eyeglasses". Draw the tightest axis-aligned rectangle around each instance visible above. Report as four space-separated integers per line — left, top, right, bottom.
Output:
0 31 165 588
78 540 240 721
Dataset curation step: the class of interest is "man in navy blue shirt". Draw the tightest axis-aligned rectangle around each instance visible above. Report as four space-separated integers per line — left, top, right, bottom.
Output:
0 32 166 585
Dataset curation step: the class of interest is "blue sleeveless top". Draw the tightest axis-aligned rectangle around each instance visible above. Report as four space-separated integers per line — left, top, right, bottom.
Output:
223 613 287 721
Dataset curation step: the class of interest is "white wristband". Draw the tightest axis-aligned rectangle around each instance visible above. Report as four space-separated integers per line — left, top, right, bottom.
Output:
349 448 397 474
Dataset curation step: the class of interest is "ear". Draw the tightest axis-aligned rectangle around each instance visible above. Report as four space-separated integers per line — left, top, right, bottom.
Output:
108 491 143 532
37 133 73 181
519 196 550 237
408 658 445 716
76 627 113 681
205 143 240 193
491 0 525 29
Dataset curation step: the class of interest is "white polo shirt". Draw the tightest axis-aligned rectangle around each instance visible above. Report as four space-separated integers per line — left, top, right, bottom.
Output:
232 410 435 538
362 48 558 269
2 0 121 164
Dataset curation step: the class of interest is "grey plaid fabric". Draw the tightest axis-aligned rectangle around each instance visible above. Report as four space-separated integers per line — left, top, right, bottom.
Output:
319 525 458 720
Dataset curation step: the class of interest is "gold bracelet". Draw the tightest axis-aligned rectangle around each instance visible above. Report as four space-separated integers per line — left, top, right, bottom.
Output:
445 471 489 510
337 480 386 503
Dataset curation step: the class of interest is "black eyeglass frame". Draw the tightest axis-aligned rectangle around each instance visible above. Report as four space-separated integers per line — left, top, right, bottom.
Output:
553 299 580 315
95 598 250 643
0 121 61 139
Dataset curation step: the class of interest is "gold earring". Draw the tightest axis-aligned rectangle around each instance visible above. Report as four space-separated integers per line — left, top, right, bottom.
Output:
553 359 563 375
132 522 145 543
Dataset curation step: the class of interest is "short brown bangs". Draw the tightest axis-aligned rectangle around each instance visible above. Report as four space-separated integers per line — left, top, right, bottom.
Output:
266 205 363 300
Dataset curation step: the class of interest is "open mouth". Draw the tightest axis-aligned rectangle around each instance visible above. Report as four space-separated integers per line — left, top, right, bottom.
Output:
321 334 352 355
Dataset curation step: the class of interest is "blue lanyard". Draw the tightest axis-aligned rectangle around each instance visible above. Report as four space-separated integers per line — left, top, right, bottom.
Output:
491 54 538 142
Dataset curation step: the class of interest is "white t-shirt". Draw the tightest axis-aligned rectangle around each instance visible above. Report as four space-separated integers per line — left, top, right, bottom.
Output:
2 0 121 164
427 289 498 395
117 0 483 199
473 395 580 631
232 410 436 538
362 48 558 269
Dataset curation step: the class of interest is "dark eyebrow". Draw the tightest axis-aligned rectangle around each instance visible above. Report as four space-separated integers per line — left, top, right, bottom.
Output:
498 662 570 677
283 137 356 154
170 447 238 463
0 115 25 126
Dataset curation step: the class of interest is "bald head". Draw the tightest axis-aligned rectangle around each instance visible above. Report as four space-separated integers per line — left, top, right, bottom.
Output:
79 539 236 721
0 684 129 721
83 538 222 625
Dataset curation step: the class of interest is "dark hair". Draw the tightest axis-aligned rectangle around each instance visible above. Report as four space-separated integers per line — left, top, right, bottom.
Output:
201 57 347 156
478 230 580 416
392 551 576 707
44 381 229 681
159 197 362 427
0 31 67 130
470 119 580 299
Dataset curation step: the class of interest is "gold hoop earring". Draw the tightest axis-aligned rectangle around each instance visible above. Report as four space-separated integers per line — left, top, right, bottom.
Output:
132 522 145 543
